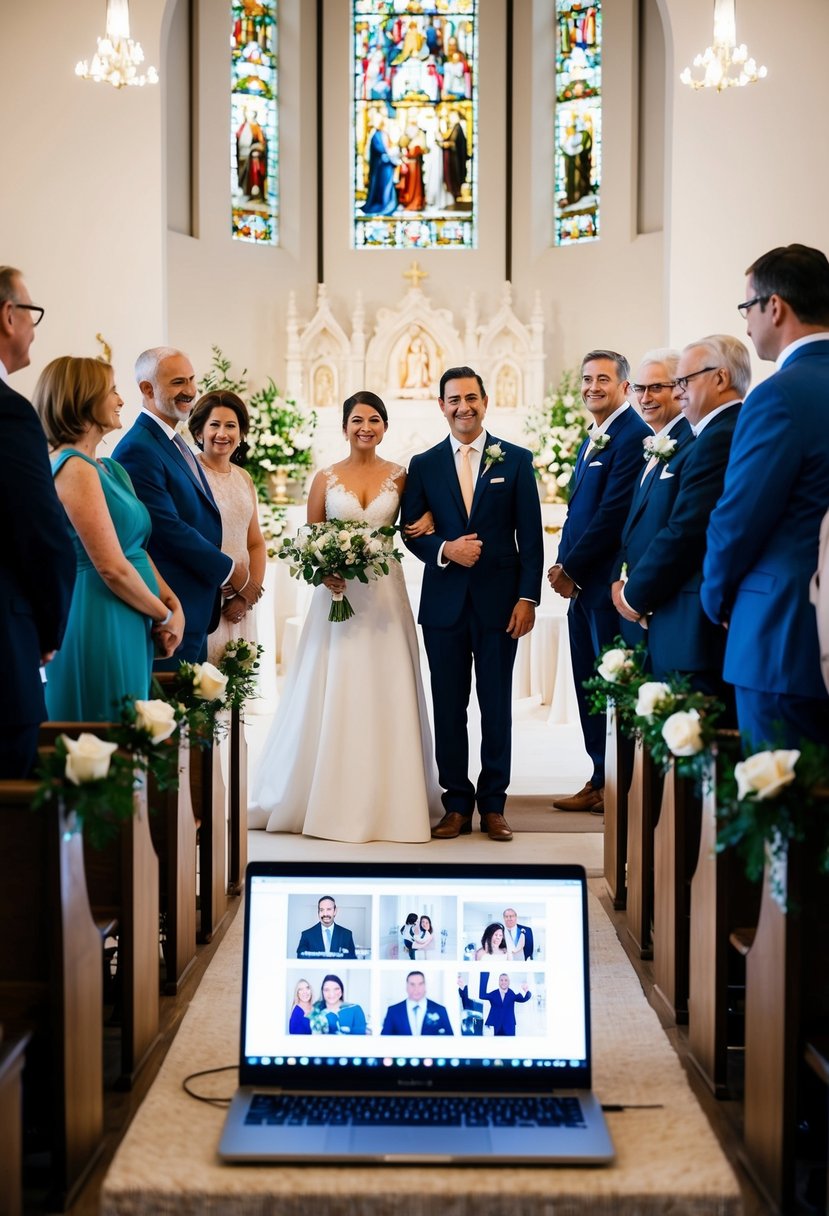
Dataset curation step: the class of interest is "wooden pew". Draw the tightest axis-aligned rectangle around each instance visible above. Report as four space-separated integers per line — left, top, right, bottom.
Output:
227 702 248 897
624 738 659 958
603 704 628 909
687 745 760 1097
147 733 198 995
189 730 229 943
651 764 702 1025
39 724 161 1089
739 830 829 1211
0 783 103 1208
0 1031 30 1216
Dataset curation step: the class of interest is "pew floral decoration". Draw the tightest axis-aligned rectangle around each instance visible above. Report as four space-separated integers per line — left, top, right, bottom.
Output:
716 741 829 910
632 675 724 782
583 637 648 728
218 639 263 711
163 644 265 744
34 732 143 849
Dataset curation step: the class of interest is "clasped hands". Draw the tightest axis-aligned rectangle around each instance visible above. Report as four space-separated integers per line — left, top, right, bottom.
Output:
610 579 646 628
153 603 185 658
547 563 577 600
222 560 263 624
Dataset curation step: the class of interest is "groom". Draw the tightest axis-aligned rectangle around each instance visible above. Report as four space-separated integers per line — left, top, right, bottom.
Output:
403 366 543 841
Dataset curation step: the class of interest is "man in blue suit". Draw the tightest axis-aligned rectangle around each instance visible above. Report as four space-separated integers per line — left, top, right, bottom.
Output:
502 907 534 960
381 971 454 1036
0 266 75 777
480 973 532 1036
296 896 357 959
114 348 245 666
550 350 651 814
701 245 829 749
612 337 747 710
403 366 543 841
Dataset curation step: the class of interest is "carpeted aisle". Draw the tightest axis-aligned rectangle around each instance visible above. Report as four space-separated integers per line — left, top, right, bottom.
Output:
101 889 740 1215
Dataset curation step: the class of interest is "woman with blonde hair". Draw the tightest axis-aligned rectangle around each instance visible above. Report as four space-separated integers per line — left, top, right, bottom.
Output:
34 356 184 719
288 978 315 1035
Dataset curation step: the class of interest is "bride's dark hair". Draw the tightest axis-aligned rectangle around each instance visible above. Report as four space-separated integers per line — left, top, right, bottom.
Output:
342 389 388 429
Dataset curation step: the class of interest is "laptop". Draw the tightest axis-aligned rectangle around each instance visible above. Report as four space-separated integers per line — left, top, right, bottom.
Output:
218 860 614 1165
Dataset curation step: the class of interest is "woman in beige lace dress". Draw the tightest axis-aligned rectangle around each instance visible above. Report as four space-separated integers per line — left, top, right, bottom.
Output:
188 391 266 664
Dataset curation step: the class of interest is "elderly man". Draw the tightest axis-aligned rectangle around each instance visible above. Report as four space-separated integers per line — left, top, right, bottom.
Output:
0 266 75 777
702 245 829 749
612 349 692 649
114 347 247 665
549 350 650 815
612 336 747 708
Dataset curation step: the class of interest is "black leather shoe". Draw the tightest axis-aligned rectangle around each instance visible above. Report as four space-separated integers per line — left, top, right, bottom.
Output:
431 812 473 839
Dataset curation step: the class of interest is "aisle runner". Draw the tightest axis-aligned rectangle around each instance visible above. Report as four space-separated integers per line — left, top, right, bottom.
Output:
102 892 740 1216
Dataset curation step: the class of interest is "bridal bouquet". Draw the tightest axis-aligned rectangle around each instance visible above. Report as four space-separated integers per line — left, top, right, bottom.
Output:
277 519 404 622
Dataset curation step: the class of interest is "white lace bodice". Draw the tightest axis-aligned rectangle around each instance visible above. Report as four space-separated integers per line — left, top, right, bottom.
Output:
323 464 404 528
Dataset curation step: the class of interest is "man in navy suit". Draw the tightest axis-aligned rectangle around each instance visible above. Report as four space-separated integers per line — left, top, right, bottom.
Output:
381 971 454 1035
296 896 357 959
480 973 532 1036
550 350 651 815
702 245 829 749
402 366 543 841
502 907 534 960
114 348 246 666
612 337 747 710
0 266 75 777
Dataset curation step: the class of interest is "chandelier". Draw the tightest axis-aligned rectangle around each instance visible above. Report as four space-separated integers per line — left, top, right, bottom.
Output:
680 0 766 91
76 0 158 89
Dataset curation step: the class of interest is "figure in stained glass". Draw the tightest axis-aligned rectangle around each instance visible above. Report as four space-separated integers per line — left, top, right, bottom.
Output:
554 2 601 246
231 1 278 245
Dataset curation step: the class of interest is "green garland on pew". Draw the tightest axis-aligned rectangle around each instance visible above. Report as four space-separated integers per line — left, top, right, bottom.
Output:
159 640 264 746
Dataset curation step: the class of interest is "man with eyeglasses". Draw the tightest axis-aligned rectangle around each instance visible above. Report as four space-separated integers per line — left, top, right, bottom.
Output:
0 265 75 777
612 336 747 709
611 349 692 649
549 349 650 815
702 244 829 750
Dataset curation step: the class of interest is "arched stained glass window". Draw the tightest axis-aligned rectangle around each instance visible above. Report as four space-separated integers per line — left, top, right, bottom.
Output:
554 2 601 245
352 0 478 250
231 1 278 244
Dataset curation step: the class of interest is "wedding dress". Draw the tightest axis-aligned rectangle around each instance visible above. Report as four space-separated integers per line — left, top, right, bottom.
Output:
249 465 442 842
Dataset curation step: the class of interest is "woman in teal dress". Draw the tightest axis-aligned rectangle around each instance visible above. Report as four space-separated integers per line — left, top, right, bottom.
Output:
33 357 185 720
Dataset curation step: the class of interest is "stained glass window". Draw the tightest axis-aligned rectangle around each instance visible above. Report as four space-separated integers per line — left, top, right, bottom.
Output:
231 2 278 244
554 2 601 245
352 0 478 250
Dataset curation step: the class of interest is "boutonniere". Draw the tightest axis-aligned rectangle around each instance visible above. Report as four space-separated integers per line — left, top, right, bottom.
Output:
590 433 610 452
483 442 505 473
643 434 677 464
426 1011 441 1024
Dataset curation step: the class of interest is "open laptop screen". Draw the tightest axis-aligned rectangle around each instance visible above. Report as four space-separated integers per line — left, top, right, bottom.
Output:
240 862 591 1093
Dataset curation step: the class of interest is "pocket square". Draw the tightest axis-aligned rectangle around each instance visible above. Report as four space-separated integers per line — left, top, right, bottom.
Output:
659 467 675 479
589 460 603 467
490 476 505 484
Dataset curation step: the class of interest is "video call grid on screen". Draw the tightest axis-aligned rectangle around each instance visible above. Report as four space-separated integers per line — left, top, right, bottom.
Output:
244 875 588 1067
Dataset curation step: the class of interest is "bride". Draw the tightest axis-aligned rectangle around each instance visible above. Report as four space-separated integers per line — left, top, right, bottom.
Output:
249 390 442 842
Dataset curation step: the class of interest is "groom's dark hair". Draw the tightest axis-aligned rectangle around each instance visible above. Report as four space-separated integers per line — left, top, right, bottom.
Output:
439 365 485 401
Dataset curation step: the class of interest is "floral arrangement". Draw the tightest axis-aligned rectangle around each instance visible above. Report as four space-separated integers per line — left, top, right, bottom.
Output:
277 519 404 622
309 1007 331 1035
583 638 648 729
163 642 264 742
258 500 289 558
198 347 317 501
483 442 505 473
524 369 590 501
219 638 263 711
643 433 677 464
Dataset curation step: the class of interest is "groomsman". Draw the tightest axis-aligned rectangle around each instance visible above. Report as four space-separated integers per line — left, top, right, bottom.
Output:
612 349 692 650
702 244 829 749
480 974 532 1037
0 266 75 777
549 350 650 815
403 366 543 842
612 336 747 707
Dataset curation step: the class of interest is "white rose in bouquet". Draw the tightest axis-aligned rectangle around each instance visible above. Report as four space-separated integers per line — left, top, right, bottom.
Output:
62 733 119 785
635 681 673 719
597 648 631 682
134 699 178 743
661 709 704 756
192 662 229 702
735 749 800 801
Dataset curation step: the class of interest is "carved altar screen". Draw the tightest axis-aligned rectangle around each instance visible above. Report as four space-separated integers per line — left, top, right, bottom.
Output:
554 2 601 245
352 0 478 249
231 1 279 244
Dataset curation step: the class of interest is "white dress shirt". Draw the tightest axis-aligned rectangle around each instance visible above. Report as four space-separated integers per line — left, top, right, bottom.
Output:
0 357 9 385
775 332 829 370
692 398 740 437
406 999 424 1034
583 400 630 453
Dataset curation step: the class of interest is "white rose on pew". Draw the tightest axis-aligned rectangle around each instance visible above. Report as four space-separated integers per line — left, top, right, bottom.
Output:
735 749 800 801
635 681 673 719
661 709 703 756
597 648 631 682
134 699 178 743
192 662 229 703
61 733 119 785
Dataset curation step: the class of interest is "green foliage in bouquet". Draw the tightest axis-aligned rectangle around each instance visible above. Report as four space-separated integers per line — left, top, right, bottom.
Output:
583 637 648 729
259 500 290 558
524 369 590 500
278 519 405 622
630 676 724 784
162 641 264 743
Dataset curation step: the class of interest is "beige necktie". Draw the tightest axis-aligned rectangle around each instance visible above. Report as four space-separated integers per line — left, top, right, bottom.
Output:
640 454 659 485
459 444 474 515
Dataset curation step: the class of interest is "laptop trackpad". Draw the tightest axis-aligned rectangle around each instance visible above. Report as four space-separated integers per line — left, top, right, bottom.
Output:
343 1126 489 1160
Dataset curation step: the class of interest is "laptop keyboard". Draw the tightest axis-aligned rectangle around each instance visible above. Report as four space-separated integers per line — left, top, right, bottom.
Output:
245 1093 586 1129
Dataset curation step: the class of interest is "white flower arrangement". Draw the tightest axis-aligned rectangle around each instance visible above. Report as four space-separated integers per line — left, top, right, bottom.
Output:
590 432 611 452
524 370 590 500
661 709 704 757
734 749 800 801
483 442 505 473
278 519 404 622
643 433 678 463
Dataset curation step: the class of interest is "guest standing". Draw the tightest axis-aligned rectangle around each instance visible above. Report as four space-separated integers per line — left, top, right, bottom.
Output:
288 979 314 1035
0 266 75 776
188 391 265 665
34 357 184 720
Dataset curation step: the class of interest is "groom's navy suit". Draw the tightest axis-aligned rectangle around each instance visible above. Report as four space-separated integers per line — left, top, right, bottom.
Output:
296 922 357 960
557 405 651 786
114 412 233 665
702 340 829 748
403 433 543 818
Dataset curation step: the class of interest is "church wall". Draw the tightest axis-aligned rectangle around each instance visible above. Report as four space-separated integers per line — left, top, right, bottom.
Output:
663 0 829 384
0 0 168 413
